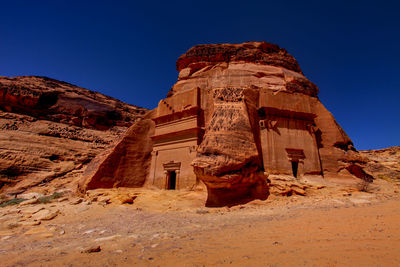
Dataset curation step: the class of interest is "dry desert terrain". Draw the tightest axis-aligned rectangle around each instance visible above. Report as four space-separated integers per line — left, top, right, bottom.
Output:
1 179 399 267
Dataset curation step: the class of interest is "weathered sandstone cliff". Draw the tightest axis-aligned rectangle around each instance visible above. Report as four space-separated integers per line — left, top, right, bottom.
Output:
0 76 147 194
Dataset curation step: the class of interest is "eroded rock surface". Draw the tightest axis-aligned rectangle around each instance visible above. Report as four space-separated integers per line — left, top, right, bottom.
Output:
81 41 373 206
0 76 146 129
192 87 268 205
79 111 155 191
0 76 147 194
360 146 400 183
176 42 303 75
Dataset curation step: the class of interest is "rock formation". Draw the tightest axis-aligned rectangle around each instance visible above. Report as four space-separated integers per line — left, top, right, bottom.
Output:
79 41 373 206
0 76 145 129
0 76 147 193
360 146 400 183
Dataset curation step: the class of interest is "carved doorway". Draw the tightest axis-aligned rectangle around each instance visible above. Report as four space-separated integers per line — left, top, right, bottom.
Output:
291 161 299 178
286 148 305 178
163 161 181 190
167 171 176 190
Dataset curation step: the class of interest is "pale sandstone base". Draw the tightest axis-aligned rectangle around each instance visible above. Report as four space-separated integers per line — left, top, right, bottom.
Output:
1 180 399 266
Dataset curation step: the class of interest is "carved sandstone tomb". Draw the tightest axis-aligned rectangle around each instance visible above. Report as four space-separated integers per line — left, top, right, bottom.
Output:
80 41 370 206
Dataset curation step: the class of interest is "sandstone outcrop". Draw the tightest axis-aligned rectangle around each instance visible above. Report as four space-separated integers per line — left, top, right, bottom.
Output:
79 110 155 191
0 76 147 194
0 76 145 129
360 146 400 183
80 41 373 206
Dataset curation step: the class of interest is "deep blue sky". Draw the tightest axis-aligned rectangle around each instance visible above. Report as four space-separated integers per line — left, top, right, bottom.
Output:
0 0 399 150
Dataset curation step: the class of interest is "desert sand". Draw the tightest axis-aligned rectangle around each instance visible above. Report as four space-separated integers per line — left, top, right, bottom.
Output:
1 179 399 267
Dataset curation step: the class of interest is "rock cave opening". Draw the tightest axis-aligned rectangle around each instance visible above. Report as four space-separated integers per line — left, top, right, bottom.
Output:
292 161 299 178
167 171 176 190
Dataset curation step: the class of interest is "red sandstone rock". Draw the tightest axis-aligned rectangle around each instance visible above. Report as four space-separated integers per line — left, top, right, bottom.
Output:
176 42 303 74
78 111 155 191
81 41 372 206
0 76 147 194
0 76 146 130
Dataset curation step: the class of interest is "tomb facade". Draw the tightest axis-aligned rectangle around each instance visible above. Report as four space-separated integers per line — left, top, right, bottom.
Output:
80 42 371 205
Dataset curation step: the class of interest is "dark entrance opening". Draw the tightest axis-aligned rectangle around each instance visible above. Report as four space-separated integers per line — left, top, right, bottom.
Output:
167 171 176 190
291 161 298 178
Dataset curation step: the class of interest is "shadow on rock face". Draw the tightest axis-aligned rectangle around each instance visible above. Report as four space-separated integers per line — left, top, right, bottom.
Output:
192 87 270 207
205 179 270 207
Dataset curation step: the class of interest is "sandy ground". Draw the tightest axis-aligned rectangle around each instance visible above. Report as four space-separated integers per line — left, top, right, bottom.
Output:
1 181 400 267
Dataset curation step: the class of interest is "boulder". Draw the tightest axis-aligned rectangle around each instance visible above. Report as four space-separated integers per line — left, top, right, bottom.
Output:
32 209 59 221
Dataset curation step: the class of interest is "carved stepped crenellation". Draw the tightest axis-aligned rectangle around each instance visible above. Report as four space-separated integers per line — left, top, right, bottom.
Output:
161 99 175 113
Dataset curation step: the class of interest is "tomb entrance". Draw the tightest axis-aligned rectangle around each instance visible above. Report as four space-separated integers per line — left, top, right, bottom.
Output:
163 161 181 190
167 171 176 190
286 148 305 178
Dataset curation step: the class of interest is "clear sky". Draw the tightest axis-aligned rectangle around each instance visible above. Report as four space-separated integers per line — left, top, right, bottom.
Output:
0 0 398 150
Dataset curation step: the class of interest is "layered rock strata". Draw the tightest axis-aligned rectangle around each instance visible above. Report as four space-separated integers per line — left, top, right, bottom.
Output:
0 76 147 193
81 41 372 206
0 76 146 129
360 146 400 183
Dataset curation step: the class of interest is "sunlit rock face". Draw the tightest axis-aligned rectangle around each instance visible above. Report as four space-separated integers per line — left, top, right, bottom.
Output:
0 76 147 194
81 42 371 206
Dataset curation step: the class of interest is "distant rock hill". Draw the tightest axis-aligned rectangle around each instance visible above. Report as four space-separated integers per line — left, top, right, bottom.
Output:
0 75 148 193
360 146 400 184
